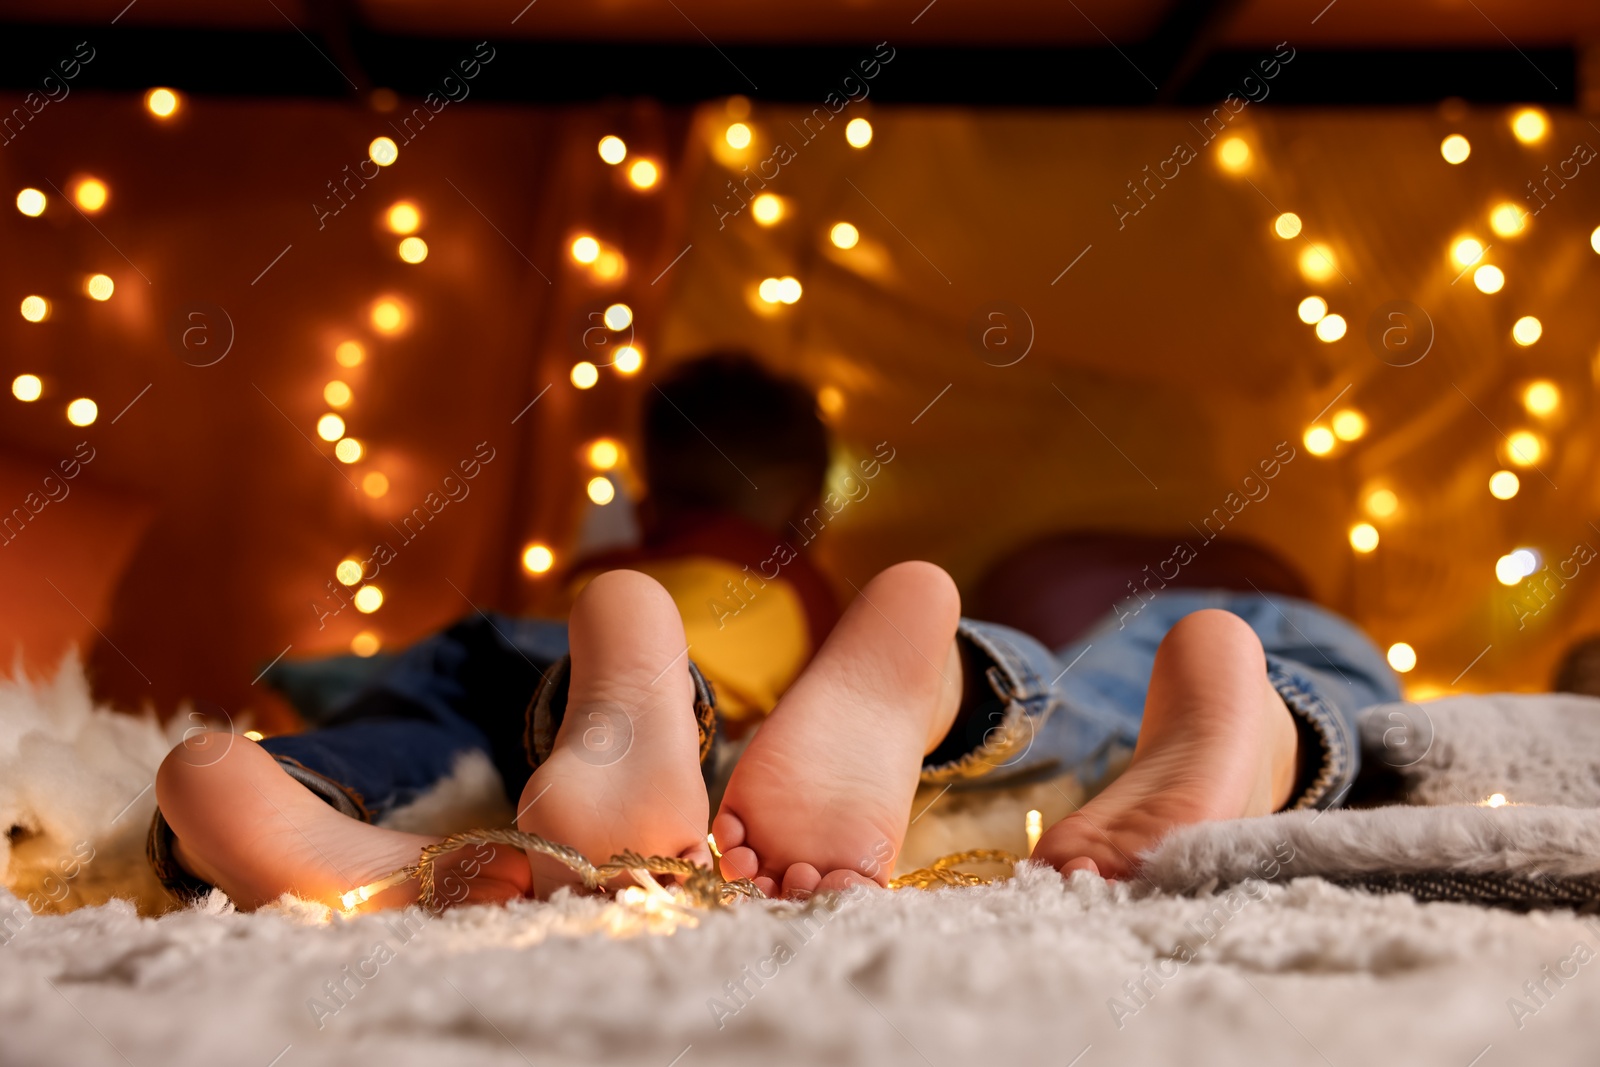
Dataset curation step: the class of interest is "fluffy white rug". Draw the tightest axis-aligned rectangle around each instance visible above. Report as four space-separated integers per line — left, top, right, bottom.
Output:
5 660 1600 1066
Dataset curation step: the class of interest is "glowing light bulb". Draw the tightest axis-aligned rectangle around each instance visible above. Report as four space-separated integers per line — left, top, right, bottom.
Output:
1349 523 1380 553
1510 548 1540 577
776 276 802 304
751 194 783 225
85 274 114 301
598 135 627 164
362 471 389 498
16 188 45 216
586 476 616 505
1440 134 1471 164
571 361 599 389
1488 470 1520 499
1298 243 1336 281
336 560 363 586
627 159 659 189
571 235 600 264
324 380 353 408
386 201 420 234
613 346 643 375
1451 237 1485 268
725 123 752 149
351 631 381 657
20 296 48 322
397 236 428 263
66 398 97 426
830 222 860 249
758 277 783 304
335 437 363 463
73 178 107 213
1495 554 1525 585
317 413 346 441
1523 380 1559 416
1331 409 1366 441
587 439 621 469
522 543 554 574
1366 489 1398 518
370 298 406 334
1511 108 1548 145
603 303 632 331
354 585 384 613
12 374 42 401
1489 203 1527 238
1218 137 1250 172
1473 264 1505 293
1315 314 1348 343
1511 316 1542 346
368 137 399 166
1386 642 1417 673
336 340 365 368
1297 296 1327 324
1273 213 1302 239
145 88 179 118
845 118 873 148
1304 426 1335 456
1506 430 1542 467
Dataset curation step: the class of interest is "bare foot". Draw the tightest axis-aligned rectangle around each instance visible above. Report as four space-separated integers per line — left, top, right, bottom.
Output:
515 569 712 896
1032 608 1300 880
155 733 531 911
712 561 963 898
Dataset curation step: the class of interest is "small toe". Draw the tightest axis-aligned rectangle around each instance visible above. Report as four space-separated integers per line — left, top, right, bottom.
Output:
781 863 822 899
711 811 747 851
1061 856 1101 877
818 869 879 894
720 845 759 882
753 875 779 897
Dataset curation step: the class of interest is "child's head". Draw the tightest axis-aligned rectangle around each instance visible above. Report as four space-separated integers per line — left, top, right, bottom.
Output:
641 352 829 535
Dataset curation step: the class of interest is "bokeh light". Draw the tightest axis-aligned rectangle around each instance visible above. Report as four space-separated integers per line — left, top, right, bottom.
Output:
324 380 353 408
73 178 107 213
1495 553 1525 586
336 560 363 586
16 188 46 216
1332 409 1366 440
845 118 873 148
145 88 179 118
316 413 346 441
1440 134 1471 164
830 222 860 249
1386 642 1417 673
1366 489 1399 518
1303 426 1335 456
1315 314 1347 342
20 296 49 322
752 194 783 225
351 632 381 657
1511 316 1542 346
725 123 752 149
386 202 421 234
362 471 390 498
83 274 114 301
1488 469 1520 500
522 543 555 574
1451 237 1484 267
335 438 364 463
1297 296 1327 324
1349 523 1380 553
1592 226 1600 255
1473 265 1505 293
354 585 384 613
758 277 783 303
586 476 616 505
1489 203 1528 237
613 345 643 375
592 249 625 281
368 137 399 166
627 159 659 189
370 298 407 333
587 439 621 469
776 277 802 304
1506 430 1542 467
12 374 42 402
598 135 627 164
603 303 633 331
1298 243 1337 281
1510 108 1548 145
66 398 97 426
335 340 365 367
1273 212 1302 239
1523 380 1559 416
571 361 599 389
571 235 600 264
398 236 428 263
817 385 845 417
1217 137 1250 172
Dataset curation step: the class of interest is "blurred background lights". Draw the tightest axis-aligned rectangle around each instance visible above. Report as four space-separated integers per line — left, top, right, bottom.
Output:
144 87 179 118
1488 469 1520 499
598 135 627 164
1303 426 1335 455
335 340 365 367
16 188 46 216
613 345 644 374
368 137 399 166
370 298 406 333
1387 642 1418 673
336 560 363 586
362 471 389 498
1511 316 1542 346
334 438 363 463
592 249 625 281
751 193 783 225
324 380 353 408
385 201 421 234
758 277 783 303
73 178 107 212
20 296 49 322
85 274 114 301
1440 134 1471 164
1486 793 1508 808
1315 313 1348 342
1510 108 1549 144
1523 380 1559 416
1331 409 1366 440
522 542 555 574
830 221 860 249
570 235 600 263
1217 137 1250 171
627 159 659 189
1510 547 1540 576
586 475 616 505
12 374 42 402
725 123 752 149
1506 430 1542 466
350 632 381 657
1451 237 1484 267
1366 489 1399 518
316 414 346 441
1592 226 1600 254
603 303 633 330
398 236 428 263
817 385 845 417
587 439 621 469
845 118 873 148
1273 212 1302 239
570 361 599 389
1349 523 1380 553
1297 296 1327 324
1489 203 1528 237
1298 243 1336 281
776 276 802 304
66 398 97 426
1473 265 1505 293
353 585 384 613
1495 553 1525 585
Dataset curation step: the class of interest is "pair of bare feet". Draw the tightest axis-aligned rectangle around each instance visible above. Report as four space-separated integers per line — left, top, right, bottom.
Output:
155 562 1300 910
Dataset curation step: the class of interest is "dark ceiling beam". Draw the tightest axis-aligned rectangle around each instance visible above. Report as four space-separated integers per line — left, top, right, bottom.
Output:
1144 0 1252 103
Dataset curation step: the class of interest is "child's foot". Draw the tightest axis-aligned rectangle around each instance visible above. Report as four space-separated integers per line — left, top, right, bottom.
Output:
156 735 531 911
712 561 963 898
515 569 713 896
1032 608 1300 880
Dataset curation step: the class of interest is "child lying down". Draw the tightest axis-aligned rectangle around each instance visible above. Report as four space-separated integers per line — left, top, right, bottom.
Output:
149 561 1397 907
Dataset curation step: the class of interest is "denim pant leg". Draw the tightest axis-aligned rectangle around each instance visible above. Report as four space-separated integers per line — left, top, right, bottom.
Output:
922 591 1400 811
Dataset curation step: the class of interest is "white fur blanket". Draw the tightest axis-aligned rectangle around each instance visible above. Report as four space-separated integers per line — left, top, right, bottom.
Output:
4 661 1600 1066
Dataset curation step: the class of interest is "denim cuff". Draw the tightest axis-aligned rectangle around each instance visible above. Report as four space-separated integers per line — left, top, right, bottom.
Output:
1266 654 1358 810
525 655 719 782
920 620 1060 784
